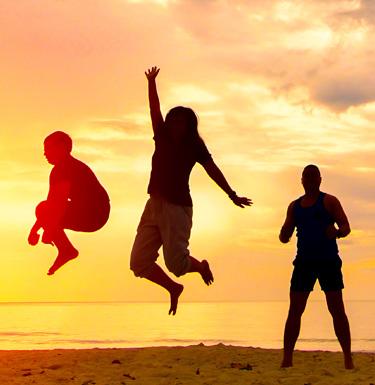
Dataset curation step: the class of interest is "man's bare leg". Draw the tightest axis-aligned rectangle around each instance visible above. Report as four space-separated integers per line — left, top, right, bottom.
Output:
325 290 354 369
281 290 310 367
144 263 184 315
188 256 214 285
47 229 78 275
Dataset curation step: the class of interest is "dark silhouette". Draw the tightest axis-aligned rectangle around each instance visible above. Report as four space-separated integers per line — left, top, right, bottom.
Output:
130 66 252 315
28 131 110 275
279 164 353 369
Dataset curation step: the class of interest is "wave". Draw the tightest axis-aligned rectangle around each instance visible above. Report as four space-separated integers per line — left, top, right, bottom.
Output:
0 331 60 336
29 338 243 345
37 339 139 345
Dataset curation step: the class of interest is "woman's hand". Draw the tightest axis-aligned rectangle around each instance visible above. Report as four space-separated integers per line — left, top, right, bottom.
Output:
230 194 253 208
145 66 160 80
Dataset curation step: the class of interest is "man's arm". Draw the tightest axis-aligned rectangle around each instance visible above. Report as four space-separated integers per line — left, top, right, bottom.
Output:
145 66 164 136
325 195 351 239
201 159 252 208
279 201 296 243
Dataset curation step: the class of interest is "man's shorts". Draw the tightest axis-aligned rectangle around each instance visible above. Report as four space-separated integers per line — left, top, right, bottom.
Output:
290 256 344 292
130 196 192 278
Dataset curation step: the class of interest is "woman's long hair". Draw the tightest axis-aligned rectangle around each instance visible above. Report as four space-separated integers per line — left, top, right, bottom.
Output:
164 106 202 144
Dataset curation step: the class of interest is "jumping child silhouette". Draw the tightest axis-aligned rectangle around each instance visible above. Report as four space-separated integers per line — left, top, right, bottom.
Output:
28 131 110 275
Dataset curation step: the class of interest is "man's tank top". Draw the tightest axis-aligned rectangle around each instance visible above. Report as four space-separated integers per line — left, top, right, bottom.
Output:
294 192 338 260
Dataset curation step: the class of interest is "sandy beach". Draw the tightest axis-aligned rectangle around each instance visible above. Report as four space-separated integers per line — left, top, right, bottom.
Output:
0 344 374 385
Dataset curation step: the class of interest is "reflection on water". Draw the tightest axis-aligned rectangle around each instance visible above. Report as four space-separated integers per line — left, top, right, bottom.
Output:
0 301 373 351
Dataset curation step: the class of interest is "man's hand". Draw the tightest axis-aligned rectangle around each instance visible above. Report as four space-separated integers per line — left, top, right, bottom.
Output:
279 201 296 243
28 231 40 246
279 226 292 243
145 66 160 80
326 223 338 239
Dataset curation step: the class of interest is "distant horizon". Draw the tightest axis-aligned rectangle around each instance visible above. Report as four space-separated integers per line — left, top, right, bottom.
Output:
0 299 375 304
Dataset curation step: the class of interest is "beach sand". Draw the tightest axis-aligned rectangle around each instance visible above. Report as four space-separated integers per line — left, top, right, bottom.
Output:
0 344 374 384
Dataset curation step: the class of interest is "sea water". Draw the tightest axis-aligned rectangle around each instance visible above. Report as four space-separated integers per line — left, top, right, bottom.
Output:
0 301 373 351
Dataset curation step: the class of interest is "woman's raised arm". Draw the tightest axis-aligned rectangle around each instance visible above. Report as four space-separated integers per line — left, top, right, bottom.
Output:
145 66 164 136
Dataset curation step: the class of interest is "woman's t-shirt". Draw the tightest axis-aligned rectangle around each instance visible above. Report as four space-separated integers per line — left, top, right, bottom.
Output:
147 130 212 206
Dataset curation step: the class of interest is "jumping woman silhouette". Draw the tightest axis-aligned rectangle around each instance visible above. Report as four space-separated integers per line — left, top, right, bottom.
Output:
130 67 252 315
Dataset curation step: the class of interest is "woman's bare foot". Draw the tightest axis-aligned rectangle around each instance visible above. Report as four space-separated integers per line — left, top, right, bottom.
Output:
168 283 184 316
48 248 79 275
201 260 214 285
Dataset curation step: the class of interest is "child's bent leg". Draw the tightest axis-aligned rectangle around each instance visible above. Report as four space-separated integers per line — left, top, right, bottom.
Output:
32 201 78 274
47 229 78 275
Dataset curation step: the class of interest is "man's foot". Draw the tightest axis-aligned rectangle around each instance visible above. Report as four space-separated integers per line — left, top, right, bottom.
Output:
201 260 214 285
280 358 293 368
344 355 354 370
48 248 79 275
168 283 184 316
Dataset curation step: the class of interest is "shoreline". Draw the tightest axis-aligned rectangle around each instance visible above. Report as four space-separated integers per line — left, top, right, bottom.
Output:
0 344 373 384
0 340 374 353
0 344 374 354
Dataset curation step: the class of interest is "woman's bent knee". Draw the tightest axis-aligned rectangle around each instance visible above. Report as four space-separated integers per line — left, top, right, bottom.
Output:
165 254 191 277
130 249 154 278
130 261 153 278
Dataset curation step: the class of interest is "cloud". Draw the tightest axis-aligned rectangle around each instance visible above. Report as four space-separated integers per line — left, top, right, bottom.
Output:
165 0 374 112
76 115 151 142
166 84 219 105
314 77 375 111
337 0 375 25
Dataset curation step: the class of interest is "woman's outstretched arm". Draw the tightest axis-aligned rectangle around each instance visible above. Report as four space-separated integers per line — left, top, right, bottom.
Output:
202 159 252 208
145 66 164 136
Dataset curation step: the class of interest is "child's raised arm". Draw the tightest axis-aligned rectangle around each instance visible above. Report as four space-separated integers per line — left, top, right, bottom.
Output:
145 66 164 136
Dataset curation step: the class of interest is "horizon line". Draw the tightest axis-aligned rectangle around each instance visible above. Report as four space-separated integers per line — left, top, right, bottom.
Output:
0 299 374 305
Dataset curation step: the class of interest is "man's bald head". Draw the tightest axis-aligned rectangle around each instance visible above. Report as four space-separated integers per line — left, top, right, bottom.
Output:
301 164 321 193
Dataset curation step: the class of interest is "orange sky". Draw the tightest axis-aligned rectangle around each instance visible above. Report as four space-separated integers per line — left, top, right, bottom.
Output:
0 0 374 302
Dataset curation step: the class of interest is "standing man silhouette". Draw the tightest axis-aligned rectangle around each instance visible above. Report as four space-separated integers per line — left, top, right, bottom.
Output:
28 131 110 275
279 164 353 369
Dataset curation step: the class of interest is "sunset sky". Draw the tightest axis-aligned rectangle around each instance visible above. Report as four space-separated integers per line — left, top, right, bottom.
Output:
0 0 374 303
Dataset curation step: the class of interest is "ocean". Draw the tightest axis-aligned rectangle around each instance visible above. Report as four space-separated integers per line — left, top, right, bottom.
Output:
0 301 373 351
